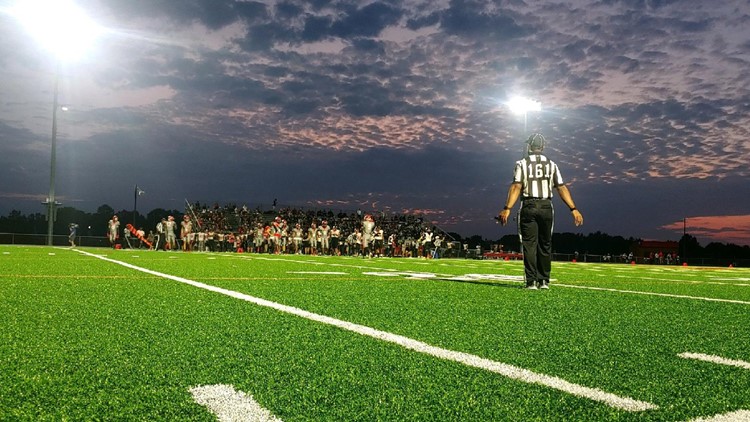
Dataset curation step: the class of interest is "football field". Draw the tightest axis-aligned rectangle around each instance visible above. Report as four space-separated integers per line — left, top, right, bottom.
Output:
1 245 749 421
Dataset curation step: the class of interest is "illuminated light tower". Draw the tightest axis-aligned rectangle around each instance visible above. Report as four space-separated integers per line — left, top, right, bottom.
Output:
11 0 102 245
507 96 541 135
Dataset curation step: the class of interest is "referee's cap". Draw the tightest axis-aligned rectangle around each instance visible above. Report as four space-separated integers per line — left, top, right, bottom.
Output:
526 133 546 151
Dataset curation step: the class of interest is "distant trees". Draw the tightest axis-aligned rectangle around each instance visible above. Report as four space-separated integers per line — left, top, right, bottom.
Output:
461 230 748 262
0 205 183 238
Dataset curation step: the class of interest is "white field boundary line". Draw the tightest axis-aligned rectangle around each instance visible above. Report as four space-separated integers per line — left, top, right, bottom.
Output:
367 272 750 306
287 271 347 275
554 284 750 306
223 255 750 305
190 384 282 422
75 249 657 412
678 353 750 370
247 257 750 292
677 352 750 422
687 410 750 422
233 255 750 305
610 275 750 287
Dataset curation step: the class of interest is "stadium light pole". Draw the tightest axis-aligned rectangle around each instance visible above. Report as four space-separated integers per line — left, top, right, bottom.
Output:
507 96 541 135
43 63 62 246
133 185 145 226
11 0 102 245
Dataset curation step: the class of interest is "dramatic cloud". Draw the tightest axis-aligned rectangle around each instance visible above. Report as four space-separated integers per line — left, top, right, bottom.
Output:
1 0 748 245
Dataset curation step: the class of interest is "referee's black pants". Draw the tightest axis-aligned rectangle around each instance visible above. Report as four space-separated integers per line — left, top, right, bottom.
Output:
519 199 554 287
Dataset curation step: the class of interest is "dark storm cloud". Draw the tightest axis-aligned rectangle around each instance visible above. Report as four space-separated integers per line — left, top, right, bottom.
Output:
438 0 532 41
0 122 46 194
300 15 333 42
2 0 749 245
329 2 403 38
233 1 404 49
598 0 696 11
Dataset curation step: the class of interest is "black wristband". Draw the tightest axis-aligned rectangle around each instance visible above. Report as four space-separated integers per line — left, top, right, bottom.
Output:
503 206 510 210
570 207 577 212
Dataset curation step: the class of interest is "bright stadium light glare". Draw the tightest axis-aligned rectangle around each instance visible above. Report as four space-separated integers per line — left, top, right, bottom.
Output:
507 96 541 116
11 0 102 61
506 96 541 134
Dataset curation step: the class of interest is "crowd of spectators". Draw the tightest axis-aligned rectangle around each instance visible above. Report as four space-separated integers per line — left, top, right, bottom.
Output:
170 202 456 258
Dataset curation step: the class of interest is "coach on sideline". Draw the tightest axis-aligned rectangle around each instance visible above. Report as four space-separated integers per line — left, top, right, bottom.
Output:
498 133 584 289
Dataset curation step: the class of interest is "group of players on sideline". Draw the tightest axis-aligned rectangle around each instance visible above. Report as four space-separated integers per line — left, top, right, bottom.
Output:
105 203 465 258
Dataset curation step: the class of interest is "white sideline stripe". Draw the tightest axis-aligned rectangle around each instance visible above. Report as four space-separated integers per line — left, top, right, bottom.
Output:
555 284 750 306
679 353 750 370
190 384 282 422
75 249 658 412
287 271 347 275
687 410 750 422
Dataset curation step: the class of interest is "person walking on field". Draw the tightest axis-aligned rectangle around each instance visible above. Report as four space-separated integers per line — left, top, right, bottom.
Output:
107 216 120 249
498 133 583 289
68 223 78 247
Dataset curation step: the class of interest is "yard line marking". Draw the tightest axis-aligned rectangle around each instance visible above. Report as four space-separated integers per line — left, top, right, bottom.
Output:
75 249 657 412
612 274 750 286
287 271 347 275
678 353 750 370
686 409 750 422
555 284 750 305
240 256 750 304
190 384 282 422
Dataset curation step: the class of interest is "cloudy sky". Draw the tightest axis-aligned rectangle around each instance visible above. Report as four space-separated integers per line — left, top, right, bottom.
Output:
1 0 748 246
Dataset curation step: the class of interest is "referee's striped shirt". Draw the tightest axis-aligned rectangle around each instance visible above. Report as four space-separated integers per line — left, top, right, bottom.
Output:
512 154 564 199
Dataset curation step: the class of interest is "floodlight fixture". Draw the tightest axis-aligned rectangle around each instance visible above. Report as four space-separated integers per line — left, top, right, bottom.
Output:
11 0 102 61
507 96 541 116
506 96 541 134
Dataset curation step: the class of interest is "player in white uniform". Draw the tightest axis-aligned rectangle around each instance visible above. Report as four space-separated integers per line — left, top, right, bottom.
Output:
319 220 331 255
164 216 177 250
180 215 193 251
292 223 304 254
361 214 375 257
307 223 318 255
107 216 120 248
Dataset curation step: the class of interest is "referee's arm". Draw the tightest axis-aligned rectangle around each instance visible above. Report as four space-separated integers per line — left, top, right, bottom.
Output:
498 182 522 226
556 185 583 226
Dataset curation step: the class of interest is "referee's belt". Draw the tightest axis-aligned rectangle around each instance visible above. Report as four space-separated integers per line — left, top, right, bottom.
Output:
522 197 551 201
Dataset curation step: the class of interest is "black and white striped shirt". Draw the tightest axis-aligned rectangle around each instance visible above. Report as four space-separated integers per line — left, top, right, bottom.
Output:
512 154 564 199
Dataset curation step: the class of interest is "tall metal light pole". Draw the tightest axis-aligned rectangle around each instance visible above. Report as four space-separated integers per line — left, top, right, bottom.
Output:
44 63 62 245
133 185 145 226
11 0 102 245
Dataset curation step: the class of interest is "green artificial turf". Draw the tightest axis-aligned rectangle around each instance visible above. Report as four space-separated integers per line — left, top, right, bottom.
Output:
1 246 749 421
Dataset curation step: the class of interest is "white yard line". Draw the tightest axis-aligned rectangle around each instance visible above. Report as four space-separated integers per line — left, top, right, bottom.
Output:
75 249 657 412
287 271 347 275
687 410 750 422
555 284 750 305
678 353 750 370
190 384 282 422
610 274 750 286
200 254 750 305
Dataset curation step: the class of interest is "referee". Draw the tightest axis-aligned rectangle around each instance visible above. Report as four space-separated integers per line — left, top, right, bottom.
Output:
498 133 583 289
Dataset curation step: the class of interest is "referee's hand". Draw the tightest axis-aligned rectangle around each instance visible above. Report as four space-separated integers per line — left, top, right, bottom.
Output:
572 209 583 226
498 209 511 226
